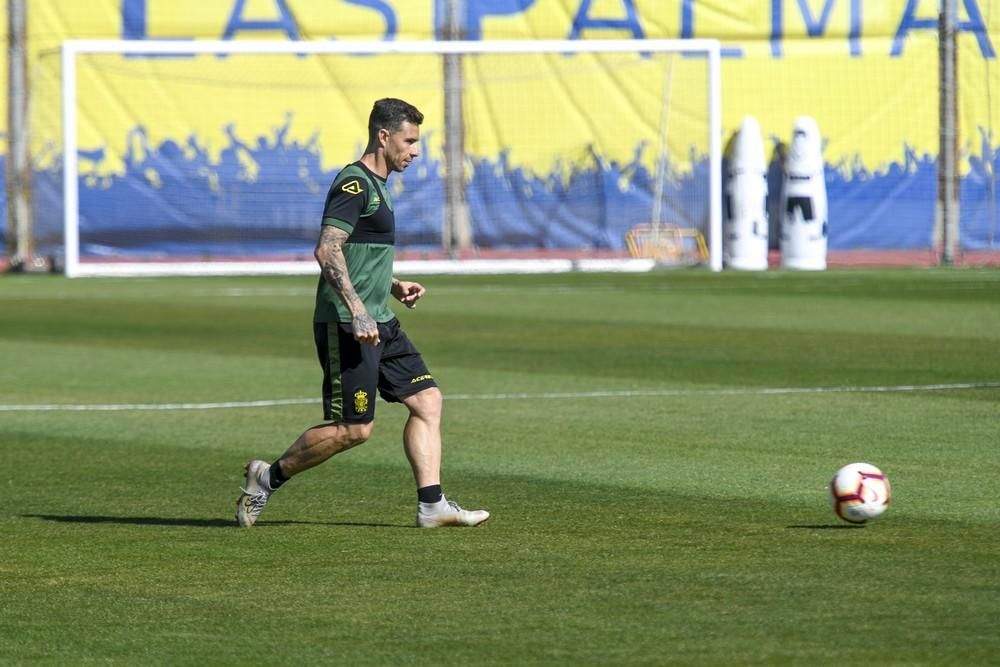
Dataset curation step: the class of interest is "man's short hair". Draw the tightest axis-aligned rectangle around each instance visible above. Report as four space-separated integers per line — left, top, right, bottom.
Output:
368 98 424 143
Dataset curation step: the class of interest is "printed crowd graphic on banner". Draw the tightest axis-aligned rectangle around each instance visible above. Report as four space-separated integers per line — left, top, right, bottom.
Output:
2 0 999 259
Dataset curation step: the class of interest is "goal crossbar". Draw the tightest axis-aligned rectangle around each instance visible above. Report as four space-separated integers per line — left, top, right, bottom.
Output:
61 38 723 277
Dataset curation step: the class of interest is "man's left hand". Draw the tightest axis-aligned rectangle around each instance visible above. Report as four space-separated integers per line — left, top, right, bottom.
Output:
391 279 426 309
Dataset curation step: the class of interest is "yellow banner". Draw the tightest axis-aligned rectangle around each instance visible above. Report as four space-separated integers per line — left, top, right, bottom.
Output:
10 0 1000 175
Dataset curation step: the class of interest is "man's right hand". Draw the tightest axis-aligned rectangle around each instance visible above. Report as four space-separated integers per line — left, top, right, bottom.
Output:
352 311 380 346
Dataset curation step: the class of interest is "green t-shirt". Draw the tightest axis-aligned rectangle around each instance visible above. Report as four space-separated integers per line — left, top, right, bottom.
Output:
313 162 396 323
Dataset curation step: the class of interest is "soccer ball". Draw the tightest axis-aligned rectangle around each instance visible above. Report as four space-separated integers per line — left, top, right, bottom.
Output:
830 462 891 524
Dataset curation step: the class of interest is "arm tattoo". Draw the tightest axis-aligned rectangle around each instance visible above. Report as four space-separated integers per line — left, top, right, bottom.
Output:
316 225 367 317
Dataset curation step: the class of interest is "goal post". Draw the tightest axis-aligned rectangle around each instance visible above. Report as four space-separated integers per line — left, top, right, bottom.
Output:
60 38 722 277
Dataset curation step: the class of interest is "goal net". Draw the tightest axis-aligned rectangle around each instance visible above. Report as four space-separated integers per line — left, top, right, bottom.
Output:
56 39 721 277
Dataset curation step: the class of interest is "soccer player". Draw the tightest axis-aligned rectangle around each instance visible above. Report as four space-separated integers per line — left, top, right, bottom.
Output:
235 98 490 529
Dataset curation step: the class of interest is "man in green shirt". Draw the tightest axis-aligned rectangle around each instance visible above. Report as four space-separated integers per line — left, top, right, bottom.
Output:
236 98 489 529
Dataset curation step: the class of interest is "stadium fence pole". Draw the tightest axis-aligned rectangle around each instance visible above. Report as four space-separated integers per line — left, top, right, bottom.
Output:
939 0 959 266
441 0 472 257
6 0 34 270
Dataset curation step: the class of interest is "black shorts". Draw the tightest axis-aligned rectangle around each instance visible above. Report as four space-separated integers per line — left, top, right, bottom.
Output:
313 318 437 424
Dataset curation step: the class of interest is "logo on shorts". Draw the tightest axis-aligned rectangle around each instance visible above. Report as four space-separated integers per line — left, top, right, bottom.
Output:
410 374 433 384
342 180 363 196
353 389 369 415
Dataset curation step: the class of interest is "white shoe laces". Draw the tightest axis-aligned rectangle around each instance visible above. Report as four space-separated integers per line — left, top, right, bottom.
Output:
420 499 462 516
240 488 269 515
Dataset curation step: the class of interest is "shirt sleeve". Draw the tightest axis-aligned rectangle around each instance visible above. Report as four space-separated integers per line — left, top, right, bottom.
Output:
322 174 370 232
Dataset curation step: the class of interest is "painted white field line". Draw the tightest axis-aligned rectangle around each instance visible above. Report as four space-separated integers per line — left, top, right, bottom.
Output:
0 398 317 412
448 382 1000 401
1 382 997 412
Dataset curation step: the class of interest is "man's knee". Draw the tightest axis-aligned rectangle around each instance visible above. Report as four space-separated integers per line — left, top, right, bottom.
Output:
405 386 442 419
346 421 374 446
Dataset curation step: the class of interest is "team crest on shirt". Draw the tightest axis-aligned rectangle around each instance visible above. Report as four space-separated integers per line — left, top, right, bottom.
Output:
341 180 363 196
353 389 369 415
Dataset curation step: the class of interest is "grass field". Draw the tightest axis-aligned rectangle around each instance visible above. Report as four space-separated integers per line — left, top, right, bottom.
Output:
1 269 999 666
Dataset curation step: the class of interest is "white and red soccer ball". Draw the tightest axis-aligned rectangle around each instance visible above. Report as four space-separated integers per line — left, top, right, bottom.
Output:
830 462 891 524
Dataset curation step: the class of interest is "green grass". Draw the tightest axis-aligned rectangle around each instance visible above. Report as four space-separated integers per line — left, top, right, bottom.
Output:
1 269 999 666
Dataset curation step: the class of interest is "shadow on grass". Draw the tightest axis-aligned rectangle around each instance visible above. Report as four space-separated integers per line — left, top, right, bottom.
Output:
20 514 406 529
786 524 867 530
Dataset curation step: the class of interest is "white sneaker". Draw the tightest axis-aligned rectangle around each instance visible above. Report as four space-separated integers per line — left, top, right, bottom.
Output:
235 460 274 528
416 496 490 528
